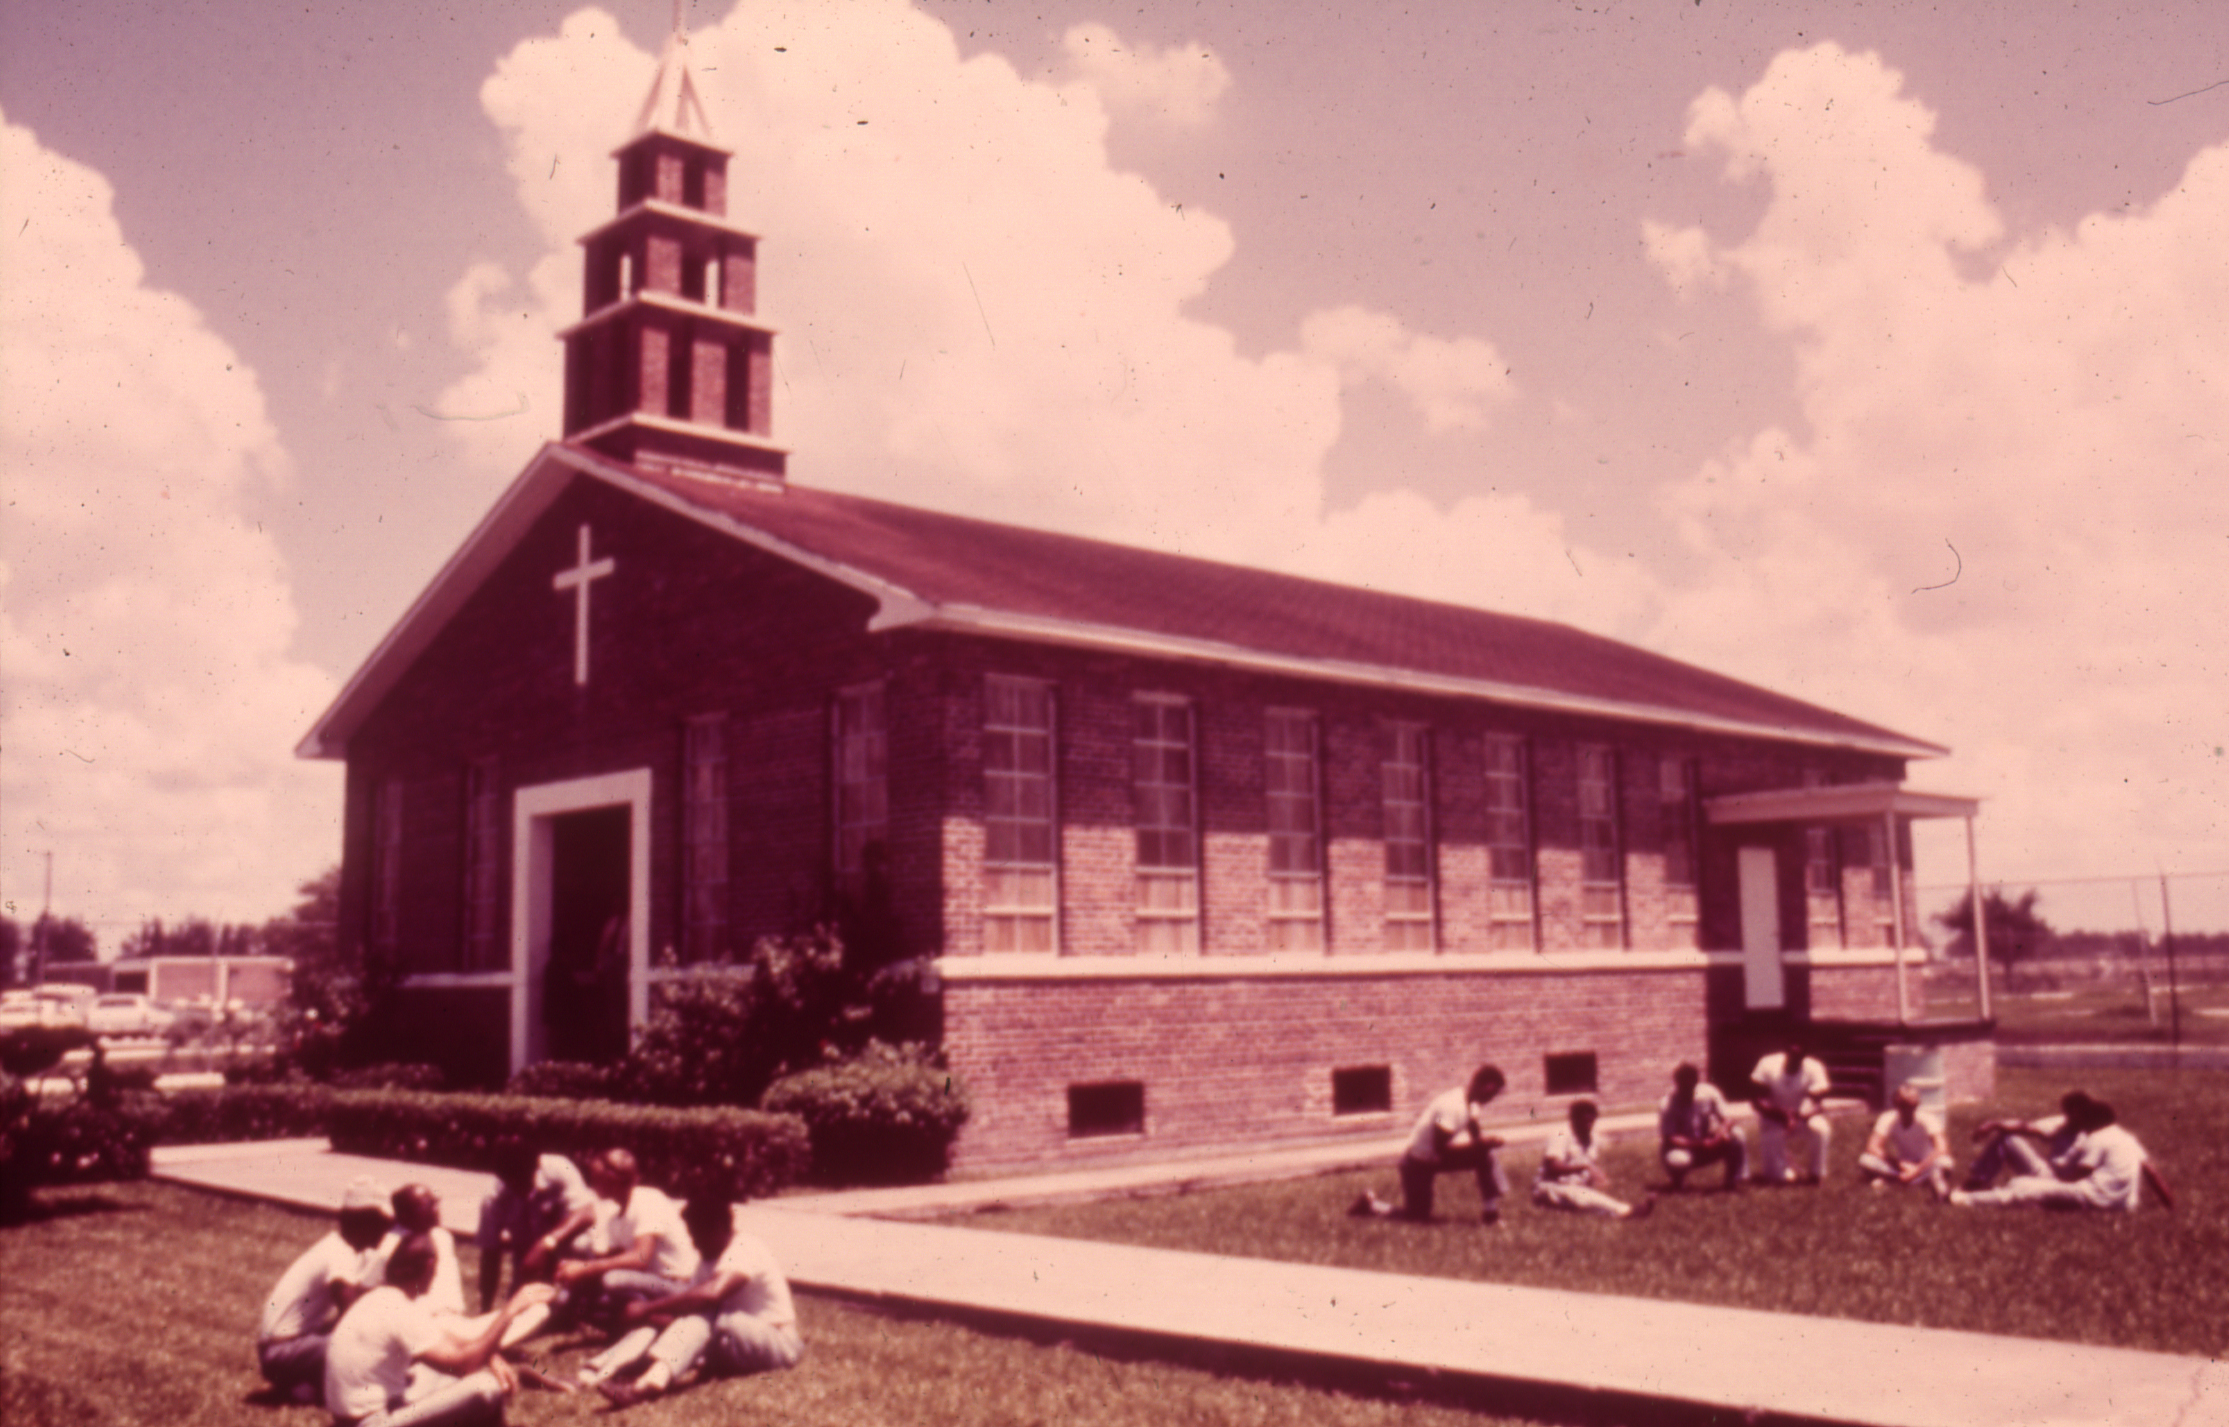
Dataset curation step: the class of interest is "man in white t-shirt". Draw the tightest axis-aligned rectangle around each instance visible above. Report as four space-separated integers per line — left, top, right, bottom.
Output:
595 1196 805 1409
1950 1099 2175 1212
1750 1041 1833 1184
1532 1100 1655 1220
1962 1089 2091 1192
1350 1065 1508 1223
1858 1083 1952 1195
323 1233 554 1426
377 1184 554 1361
476 1146 597 1313
1658 1062 1747 1193
559 1149 701 1362
256 1177 392 1403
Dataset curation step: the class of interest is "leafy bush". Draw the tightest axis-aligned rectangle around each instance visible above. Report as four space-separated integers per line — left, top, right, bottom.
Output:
326 1090 809 1201
0 1071 165 1219
619 930 876 1108
154 1083 335 1146
763 1040 969 1186
504 1061 614 1100
330 1062 447 1092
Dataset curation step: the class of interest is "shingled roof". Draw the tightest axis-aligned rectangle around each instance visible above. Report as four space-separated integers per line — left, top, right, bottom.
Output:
299 443 1942 760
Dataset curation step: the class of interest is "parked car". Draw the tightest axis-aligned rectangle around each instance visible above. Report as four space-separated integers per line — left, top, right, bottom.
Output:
88 993 176 1038
0 984 96 1031
0 990 41 1031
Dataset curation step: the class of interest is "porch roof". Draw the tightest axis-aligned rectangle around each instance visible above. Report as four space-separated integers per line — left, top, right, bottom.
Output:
1703 780 1980 827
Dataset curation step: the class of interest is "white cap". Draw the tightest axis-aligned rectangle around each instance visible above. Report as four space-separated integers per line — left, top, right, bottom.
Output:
341 1176 390 1212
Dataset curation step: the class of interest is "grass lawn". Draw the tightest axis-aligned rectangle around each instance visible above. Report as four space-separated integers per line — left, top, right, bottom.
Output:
1922 982 2229 1045
965 1067 2229 1358
0 1180 1551 1427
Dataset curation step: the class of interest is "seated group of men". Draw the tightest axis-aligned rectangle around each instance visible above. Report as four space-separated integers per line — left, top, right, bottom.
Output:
1352 1044 2170 1224
254 1144 801 1425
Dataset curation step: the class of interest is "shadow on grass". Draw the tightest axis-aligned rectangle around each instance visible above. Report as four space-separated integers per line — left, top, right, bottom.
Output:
0 1189 147 1228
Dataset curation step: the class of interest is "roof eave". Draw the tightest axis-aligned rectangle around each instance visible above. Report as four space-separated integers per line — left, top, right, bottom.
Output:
879 604 1947 760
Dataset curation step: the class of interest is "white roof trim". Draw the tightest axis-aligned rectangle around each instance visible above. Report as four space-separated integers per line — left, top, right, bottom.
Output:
557 289 778 342
575 198 761 246
1705 781 1980 825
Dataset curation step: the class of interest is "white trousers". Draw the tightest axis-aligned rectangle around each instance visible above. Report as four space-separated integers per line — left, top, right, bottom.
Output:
1530 1181 1632 1218
1757 1114 1831 1181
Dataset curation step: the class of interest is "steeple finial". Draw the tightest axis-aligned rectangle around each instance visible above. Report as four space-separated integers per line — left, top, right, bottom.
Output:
635 0 715 140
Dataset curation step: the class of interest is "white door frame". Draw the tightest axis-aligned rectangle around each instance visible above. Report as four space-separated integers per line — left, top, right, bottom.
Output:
510 769 653 1077
1737 844 1785 1011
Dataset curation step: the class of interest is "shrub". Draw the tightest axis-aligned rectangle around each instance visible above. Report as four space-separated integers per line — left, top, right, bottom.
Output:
326 1090 809 1201
0 1072 164 1219
154 1083 335 1146
330 1062 447 1092
504 1061 614 1100
763 1040 969 1186
619 930 875 1108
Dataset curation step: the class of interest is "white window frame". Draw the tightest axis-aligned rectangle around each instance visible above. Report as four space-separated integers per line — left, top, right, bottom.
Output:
1577 744 1626 949
1382 723 1435 951
983 675 1058 953
833 682 889 896
1264 709 1324 951
682 714 730 964
1483 736 1536 950
1659 756 1700 950
1132 694 1199 953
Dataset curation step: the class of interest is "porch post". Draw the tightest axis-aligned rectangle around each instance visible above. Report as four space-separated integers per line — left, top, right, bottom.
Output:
1887 811 1909 1024
1965 814 1991 1020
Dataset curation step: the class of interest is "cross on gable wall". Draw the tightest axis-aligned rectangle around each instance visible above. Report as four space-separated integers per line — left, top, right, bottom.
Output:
552 523 616 686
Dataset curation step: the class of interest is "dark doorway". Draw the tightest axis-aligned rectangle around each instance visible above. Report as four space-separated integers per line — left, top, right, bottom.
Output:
544 805 631 1065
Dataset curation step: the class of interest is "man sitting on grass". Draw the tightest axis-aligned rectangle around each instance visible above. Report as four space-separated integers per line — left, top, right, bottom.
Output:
256 1176 392 1405
1949 1098 2175 1212
382 1184 556 1360
475 1145 597 1314
1962 1089 2091 1192
1351 1064 1508 1224
596 1195 805 1409
559 1149 702 1379
1533 1100 1655 1221
323 1234 555 1427
1750 1041 1832 1185
1658 1062 1747 1193
1858 1083 1952 1195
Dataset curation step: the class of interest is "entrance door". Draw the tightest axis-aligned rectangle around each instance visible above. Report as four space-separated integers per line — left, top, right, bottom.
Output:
512 769 652 1077
1738 845 1785 1010
544 806 632 1064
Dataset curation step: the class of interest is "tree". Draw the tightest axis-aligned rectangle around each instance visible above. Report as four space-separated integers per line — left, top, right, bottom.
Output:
1934 888 2057 964
0 918 19 987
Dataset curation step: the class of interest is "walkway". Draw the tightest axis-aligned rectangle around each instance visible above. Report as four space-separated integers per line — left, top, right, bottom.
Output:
153 1136 2228 1427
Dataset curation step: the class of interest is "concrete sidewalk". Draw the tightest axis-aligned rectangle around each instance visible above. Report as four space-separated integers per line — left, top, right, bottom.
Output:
153 1138 2229 1427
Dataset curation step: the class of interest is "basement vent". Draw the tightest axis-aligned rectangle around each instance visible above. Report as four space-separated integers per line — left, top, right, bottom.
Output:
1331 1065 1394 1117
1544 1052 1599 1096
1067 1081 1146 1139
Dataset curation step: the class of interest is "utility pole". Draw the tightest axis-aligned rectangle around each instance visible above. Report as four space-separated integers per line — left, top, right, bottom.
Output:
2160 872 2180 1053
31 850 53 983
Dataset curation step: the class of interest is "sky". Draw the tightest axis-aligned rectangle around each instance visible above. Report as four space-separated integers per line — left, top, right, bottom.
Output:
2 0 2225 946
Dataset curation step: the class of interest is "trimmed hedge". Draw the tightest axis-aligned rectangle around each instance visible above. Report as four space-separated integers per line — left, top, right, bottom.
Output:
327 1091 810 1201
155 1083 335 1146
763 1041 969 1186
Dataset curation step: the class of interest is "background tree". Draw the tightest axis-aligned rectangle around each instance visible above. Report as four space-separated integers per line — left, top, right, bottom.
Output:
1935 888 2058 964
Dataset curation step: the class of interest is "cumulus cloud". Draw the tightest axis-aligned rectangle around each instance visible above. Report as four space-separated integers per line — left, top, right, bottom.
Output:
1057 22 1232 128
0 109 341 936
1642 44 2227 891
440 2 1615 628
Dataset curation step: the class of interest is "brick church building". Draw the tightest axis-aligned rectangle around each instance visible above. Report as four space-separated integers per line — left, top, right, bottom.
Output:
300 34 1994 1171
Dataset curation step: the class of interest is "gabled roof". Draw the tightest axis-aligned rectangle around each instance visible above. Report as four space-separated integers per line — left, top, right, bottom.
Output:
298 442 1945 760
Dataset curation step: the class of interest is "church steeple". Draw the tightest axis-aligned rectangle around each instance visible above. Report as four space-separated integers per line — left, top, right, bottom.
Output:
559 4 786 485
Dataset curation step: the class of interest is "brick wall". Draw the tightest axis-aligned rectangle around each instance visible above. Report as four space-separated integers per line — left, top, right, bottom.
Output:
942 964 1711 1169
